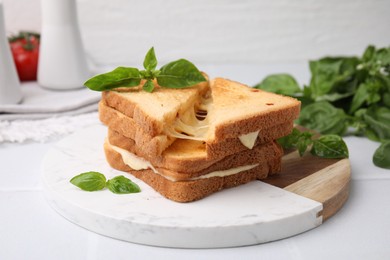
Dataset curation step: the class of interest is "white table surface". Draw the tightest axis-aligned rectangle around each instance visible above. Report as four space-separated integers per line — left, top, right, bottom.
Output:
1 64 390 260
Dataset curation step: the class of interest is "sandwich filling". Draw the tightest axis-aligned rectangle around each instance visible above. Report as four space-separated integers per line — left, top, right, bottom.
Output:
106 140 259 182
163 95 261 150
164 96 212 141
238 130 260 149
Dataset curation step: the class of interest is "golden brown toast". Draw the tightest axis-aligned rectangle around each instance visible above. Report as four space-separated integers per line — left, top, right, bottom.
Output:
99 101 175 156
101 79 210 136
206 78 301 141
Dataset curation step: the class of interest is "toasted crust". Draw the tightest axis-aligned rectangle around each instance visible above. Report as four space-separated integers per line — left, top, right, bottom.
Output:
99 101 175 156
104 143 282 202
207 78 301 141
205 120 294 159
108 129 283 174
101 80 210 136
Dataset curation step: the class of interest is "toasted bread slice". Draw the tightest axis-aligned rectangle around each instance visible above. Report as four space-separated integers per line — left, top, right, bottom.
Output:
161 79 300 142
102 79 210 136
107 128 283 174
206 78 301 141
104 142 282 202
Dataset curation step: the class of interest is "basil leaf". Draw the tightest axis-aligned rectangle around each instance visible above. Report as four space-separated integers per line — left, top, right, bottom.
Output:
106 175 141 194
84 67 141 91
376 47 390 66
373 141 390 169
309 58 344 99
143 80 154 93
339 57 360 76
349 82 369 113
143 47 157 70
331 75 359 97
309 57 358 100
297 101 349 136
297 132 314 156
377 74 390 93
70 171 107 191
278 128 314 156
362 45 376 62
383 92 390 108
311 135 349 159
365 77 382 106
277 128 301 149
254 74 301 96
157 59 206 88
363 106 390 141
315 92 354 103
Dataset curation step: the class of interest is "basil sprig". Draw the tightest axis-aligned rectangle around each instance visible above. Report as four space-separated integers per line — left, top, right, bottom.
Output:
84 47 206 93
278 128 349 159
70 172 141 194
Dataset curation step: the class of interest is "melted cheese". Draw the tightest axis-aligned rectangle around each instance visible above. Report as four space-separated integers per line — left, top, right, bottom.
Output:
164 97 260 148
164 97 211 141
108 141 158 173
238 130 259 149
193 164 259 180
107 141 258 182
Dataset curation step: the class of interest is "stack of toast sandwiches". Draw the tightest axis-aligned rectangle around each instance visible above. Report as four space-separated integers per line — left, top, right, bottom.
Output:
100 77 301 202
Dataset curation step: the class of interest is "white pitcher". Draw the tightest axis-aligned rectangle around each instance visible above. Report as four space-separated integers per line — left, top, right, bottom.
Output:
0 1 22 105
38 0 90 90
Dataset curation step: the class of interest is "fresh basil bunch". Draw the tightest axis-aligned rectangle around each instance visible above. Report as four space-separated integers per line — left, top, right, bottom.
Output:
255 45 390 169
84 47 206 93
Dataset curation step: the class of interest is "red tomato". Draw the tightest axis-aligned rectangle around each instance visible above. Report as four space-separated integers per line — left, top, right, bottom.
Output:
9 32 40 81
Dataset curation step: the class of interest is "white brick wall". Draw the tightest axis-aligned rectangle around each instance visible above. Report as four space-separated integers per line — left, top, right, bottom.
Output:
2 0 390 66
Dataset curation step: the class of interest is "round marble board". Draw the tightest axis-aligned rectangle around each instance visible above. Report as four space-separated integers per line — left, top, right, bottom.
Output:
41 124 351 248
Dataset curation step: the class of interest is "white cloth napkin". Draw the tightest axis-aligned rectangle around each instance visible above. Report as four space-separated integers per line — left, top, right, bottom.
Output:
0 82 102 143
0 82 101 120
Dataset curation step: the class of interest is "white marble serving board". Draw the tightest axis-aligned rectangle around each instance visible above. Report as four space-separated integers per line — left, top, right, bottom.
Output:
41 124 323 248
